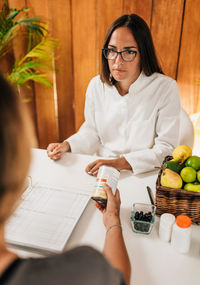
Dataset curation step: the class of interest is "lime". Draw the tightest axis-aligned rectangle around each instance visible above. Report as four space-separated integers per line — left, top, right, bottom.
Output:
185 156 200 170
197 170 200 182
180 167 196 183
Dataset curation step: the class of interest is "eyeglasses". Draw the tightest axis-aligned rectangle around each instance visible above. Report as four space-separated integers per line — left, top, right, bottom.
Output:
102 48 138 62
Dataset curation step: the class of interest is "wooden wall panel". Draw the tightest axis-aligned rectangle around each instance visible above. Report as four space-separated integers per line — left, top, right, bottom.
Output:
0 0 15 76
97 0 123 73
123 0 152 27
72 0 97 131
151 0 184 79
8 0 38 143
26 0 58 148
177 0 200 114
2 0 200 148
49 0 75 142
0 0 6 9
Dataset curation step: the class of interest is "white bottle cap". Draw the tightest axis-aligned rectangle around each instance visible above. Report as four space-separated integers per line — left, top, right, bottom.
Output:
160 213 176 228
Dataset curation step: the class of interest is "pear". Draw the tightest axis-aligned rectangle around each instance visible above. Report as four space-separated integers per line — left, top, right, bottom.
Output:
161 169 183 189
172 145 192 164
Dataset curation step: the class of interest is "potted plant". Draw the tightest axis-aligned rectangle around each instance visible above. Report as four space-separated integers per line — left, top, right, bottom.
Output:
0 2 57 91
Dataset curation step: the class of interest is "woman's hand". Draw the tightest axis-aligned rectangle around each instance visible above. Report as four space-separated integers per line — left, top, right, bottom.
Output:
98 184 131 285
86 157 131 176
47 141 71 160
95 184 121 229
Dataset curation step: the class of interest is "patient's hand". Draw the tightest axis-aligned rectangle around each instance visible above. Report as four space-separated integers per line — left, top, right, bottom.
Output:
47 141 71 160
85 157 132 176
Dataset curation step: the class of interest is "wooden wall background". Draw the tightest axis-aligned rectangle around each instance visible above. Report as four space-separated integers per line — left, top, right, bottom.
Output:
1 0 200 148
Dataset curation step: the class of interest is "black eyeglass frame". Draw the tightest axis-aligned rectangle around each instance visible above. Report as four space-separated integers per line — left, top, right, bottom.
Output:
102 48 138 62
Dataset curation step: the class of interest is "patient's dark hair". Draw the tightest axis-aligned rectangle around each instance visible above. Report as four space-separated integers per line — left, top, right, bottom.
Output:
101 14 163 85
0 74 32 223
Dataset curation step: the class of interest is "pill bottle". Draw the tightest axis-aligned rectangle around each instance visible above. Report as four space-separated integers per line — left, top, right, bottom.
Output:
171 215 191 253
159 213 175 242
91 165 120 205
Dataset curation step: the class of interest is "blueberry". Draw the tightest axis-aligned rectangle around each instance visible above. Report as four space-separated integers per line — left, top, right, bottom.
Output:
133 209 153 233
135 211 139 220
143 213 148 221
139 211 143 220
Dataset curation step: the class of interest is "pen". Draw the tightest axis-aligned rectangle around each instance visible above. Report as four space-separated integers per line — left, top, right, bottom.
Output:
146 186 155 206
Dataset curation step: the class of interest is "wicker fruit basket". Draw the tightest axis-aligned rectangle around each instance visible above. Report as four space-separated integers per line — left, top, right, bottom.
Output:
156 156 200 225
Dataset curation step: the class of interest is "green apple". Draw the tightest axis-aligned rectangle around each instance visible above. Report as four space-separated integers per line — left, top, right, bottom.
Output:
197 170 200 183
180 167 196 183
184 182 200 192
185 156 200 170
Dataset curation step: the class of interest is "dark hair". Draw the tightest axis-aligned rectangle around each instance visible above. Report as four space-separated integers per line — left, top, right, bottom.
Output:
101 14 163 86
0 74 33 223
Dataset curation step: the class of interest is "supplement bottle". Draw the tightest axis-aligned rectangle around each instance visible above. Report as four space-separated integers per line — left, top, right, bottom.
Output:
91 165 120 205
159 213 175 242
171 215 191 253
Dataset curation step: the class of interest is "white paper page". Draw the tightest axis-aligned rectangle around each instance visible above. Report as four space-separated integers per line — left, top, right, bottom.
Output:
5 184 90 254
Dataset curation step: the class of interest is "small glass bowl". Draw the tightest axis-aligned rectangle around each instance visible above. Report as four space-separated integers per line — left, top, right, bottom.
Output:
130 203 156 235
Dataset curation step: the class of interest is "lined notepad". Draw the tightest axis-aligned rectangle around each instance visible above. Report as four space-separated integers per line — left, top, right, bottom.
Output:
5 184 90 254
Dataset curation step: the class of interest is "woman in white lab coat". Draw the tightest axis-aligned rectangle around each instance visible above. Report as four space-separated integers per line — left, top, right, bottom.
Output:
47 14 180 175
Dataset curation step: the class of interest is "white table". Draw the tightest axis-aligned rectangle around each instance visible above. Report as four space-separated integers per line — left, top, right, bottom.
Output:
12 149 200 285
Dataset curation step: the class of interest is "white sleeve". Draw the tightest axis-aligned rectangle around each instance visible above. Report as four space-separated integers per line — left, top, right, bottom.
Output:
123 80 181 175
66 78 100 154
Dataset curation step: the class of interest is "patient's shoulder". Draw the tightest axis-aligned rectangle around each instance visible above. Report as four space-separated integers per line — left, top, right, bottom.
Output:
3 246 125 285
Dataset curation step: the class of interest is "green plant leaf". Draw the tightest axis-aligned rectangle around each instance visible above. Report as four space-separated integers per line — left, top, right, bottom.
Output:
20 37 58 65
8 37 58 87
0 6 47 57
1 3 58 90
8 71 53 87
7 8 28 20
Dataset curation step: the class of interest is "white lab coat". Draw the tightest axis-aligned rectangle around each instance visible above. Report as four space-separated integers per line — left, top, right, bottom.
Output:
67 72 180 174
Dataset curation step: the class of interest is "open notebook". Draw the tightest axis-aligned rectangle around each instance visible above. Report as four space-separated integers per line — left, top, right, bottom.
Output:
5 183 90 255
